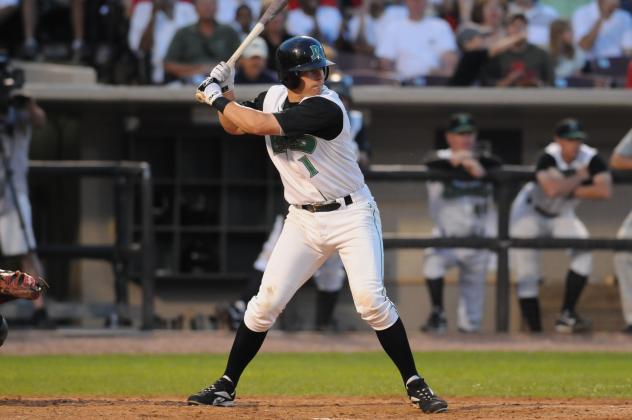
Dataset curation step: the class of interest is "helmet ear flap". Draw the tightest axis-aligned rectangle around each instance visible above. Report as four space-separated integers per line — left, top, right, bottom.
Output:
286 71 300 89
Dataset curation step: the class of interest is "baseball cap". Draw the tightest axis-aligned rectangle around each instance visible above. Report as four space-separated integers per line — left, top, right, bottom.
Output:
242 37 268 59
447 113 477 133
555 118 587 140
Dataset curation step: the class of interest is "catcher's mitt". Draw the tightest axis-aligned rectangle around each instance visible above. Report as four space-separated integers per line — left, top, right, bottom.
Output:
0 270 48 304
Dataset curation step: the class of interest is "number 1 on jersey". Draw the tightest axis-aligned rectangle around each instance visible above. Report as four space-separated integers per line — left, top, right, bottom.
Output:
298 155 319 177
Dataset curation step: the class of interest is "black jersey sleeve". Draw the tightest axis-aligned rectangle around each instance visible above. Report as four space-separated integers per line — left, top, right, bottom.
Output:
535 153 557 172
588 154 609 176
479 155 503 170
241 91 268 111
273 97 343 140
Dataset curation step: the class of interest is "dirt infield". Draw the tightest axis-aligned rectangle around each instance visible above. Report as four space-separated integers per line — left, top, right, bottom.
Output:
1 396 631 419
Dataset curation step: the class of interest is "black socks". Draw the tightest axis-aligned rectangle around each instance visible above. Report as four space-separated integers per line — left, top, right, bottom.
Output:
375 318 419 384
223 322 267 386
426 277 444 310
315 290 340 329
562 270 588 313
519 297 542 332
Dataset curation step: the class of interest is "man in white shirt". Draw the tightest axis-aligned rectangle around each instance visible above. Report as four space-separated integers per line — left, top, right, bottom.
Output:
346 0 407 52
375 0 458 80
128 0 198 84
510 0 560 47
572 0 632 58
286 0 342 45
216 0 261 26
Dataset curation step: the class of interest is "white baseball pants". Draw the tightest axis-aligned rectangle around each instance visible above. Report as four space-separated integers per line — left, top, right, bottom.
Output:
615 211 632 325
244 185 399 332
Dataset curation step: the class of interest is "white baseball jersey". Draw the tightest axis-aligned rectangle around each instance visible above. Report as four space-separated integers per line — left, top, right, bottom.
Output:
246 85 365 205
526 142 607 216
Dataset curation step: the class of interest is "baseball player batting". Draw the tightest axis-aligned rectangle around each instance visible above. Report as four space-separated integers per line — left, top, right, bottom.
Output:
188 36 448 413
511 118 612 333
422 113 501 334
611 128 632 335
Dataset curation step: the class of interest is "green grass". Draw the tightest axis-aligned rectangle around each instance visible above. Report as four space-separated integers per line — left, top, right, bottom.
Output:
1 352 631 398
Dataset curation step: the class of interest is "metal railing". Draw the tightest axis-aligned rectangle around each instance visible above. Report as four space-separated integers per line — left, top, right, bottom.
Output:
29 160 155 329
366 164 632 332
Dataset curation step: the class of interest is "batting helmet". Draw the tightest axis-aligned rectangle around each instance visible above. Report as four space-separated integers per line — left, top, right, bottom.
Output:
276 36 335 90
0 315 8 347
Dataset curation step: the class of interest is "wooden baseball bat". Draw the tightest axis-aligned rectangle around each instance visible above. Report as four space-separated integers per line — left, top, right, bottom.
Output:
196 0 288 103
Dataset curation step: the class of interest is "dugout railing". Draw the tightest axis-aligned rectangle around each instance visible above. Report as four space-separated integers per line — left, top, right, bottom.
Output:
28 160 155 330
365 165 632 333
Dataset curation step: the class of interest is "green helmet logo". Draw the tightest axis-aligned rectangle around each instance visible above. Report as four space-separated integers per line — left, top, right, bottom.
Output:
310 45 323 61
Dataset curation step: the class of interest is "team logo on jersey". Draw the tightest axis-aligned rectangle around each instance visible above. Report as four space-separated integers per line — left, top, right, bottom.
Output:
270 134 317 155
310 45 323 61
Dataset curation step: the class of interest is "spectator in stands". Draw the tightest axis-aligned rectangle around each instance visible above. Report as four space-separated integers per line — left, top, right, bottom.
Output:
376 0 458 80
260 8 291 72
216 0 261 26
449 25 527 85
469 0 508 44
611 128 632 335
286 0 343 45
421 113 501 334
0 0 19 53
548 19 587 79
344 0 407 55
572 0 632 59
128 0 198 84
509 0 559 47
19 0 87 62
163 0 240 84
481 13 553 86
232 4 254 39
234 36 277 84
511 119 612 334
540 0 590 19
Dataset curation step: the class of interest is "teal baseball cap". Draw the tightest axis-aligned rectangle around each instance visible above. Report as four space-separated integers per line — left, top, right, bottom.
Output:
447 113 477 133
555 118 587 141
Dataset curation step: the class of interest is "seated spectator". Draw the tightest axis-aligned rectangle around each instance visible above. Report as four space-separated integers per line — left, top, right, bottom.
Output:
344 0 407 55
449 25 527 85
286 0 343 45
376 0 458 80
573 0 632 59
548 19 587 79
482 13 553 86
468 0 508 44
421 113 501 334
216 0 260 26
163 0 240 84
510 0 559 47
128 0 198 84
232 4 254 39
234 36 277 84
19 0 86 62
260 8 292 72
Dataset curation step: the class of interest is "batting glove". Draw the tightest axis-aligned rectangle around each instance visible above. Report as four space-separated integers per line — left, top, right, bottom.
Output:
210 61 235 93
196 78 223 106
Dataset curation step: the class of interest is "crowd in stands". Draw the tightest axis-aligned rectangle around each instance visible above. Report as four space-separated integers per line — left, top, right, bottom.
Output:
0 0 631 87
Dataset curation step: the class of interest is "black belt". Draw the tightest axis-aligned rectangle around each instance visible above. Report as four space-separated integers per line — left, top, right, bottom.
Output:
300 195 353 213
534 205 559 218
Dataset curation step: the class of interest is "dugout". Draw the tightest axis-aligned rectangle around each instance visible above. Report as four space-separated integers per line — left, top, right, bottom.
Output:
19 79 632 332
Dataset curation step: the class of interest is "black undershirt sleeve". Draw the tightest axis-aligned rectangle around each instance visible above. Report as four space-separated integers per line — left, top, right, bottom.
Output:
535 153 557 172
588 154 608 177
241 91 268 111
273 97 343 140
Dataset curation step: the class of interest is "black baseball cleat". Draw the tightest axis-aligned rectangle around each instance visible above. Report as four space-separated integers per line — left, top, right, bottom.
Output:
406 378 448 414
555 310 591 334
421 309 447 334
187 376 236 406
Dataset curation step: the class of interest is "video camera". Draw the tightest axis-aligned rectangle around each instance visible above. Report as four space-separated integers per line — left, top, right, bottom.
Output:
0 51 25 114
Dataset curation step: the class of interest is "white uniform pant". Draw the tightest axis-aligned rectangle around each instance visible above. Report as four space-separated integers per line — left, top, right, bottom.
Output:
510 192 592 299
244 185 399 332
424 247 490 331
614 211 632 325
0 193 36 256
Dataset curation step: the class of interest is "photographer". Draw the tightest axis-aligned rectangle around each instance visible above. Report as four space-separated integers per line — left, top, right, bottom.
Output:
0 54 53 328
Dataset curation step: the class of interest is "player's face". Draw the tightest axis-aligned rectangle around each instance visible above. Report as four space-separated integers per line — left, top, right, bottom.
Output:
555 137 582 162
298 68 325 95
446 131 477 151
